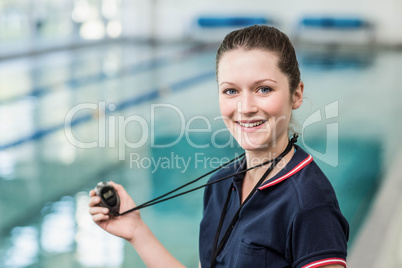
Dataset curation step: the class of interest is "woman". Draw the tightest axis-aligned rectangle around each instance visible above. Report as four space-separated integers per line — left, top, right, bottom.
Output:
89 25 349 268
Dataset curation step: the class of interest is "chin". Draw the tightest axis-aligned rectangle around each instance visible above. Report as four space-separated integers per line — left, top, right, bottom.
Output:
237 140 269 151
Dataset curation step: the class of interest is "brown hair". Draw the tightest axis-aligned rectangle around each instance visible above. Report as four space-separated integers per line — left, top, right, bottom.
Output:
216 25 301 93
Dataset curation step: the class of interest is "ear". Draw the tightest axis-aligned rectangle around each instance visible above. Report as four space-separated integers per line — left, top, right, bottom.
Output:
292 81 304 110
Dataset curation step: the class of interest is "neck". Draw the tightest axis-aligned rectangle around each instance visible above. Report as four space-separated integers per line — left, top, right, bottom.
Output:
242 135 294 189
244 136 290 169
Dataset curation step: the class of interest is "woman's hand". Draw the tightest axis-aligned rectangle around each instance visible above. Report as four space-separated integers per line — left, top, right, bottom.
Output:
88 181 142 242
89 181 186 267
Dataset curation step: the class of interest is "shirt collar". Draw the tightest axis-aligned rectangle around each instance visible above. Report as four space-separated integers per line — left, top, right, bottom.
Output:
258 145 313 190
230 145 314 190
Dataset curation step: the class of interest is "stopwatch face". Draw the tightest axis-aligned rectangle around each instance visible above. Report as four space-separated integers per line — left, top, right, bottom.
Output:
95 182 120 216
101 186 118 206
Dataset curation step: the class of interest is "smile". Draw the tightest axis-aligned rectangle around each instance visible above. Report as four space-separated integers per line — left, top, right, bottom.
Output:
237 120 266 128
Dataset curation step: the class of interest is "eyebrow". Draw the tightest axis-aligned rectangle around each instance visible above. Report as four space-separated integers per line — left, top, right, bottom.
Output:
219 78 277 87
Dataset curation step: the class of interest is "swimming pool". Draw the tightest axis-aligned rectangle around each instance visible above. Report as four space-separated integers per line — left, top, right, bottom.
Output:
0 42 401 267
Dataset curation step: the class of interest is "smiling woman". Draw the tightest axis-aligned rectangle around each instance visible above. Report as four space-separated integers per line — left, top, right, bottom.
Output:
88 25 349 268
199 25 348 268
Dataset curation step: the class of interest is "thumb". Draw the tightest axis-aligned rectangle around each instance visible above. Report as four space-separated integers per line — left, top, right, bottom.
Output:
108 181 136 209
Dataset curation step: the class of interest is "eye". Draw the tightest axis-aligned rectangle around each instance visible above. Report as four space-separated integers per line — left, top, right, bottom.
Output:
257 86 272 94
223 88 238 95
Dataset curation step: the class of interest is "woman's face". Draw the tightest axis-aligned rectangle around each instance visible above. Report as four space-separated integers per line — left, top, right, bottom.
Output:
218 49 302 152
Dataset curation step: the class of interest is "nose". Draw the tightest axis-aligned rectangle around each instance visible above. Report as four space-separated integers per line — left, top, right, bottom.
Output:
238 93 258 115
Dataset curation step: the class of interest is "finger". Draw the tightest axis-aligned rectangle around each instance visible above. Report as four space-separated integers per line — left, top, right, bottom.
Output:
89 189 96 197
109 181 130 199
88 196 101 207
108 181 137 210
92 213 110 222
109 181 123 192
89 206 109 216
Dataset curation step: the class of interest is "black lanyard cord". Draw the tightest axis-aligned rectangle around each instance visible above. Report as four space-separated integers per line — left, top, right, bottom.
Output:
119 134 298 217
119 153 244 215
210 138 296 268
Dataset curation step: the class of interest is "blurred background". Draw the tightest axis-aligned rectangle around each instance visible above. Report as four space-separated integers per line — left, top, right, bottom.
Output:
1 0 402 267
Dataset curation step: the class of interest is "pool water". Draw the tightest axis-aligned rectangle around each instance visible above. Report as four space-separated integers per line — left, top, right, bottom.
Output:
0 42 401 267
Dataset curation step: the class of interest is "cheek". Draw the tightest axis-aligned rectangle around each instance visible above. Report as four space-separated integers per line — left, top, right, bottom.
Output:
219 98 237 132
266 95 292 117
219 98 235 118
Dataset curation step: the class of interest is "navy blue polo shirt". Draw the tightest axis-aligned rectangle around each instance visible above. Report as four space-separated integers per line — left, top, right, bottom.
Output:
199 146 349 268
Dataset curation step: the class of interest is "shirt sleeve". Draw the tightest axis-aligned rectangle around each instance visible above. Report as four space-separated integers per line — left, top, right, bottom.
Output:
289 203 349 268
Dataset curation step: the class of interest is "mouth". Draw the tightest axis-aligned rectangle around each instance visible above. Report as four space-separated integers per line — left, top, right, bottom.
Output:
236 120 266 128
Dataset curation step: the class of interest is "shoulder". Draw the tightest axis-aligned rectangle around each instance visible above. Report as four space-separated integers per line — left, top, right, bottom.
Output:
287 148 340 210
260 146 339 210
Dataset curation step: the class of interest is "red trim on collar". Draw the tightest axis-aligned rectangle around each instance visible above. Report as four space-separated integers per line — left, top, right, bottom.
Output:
258 155 313 190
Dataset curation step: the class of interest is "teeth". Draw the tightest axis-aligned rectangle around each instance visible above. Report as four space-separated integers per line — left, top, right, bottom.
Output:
238 120 265 128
